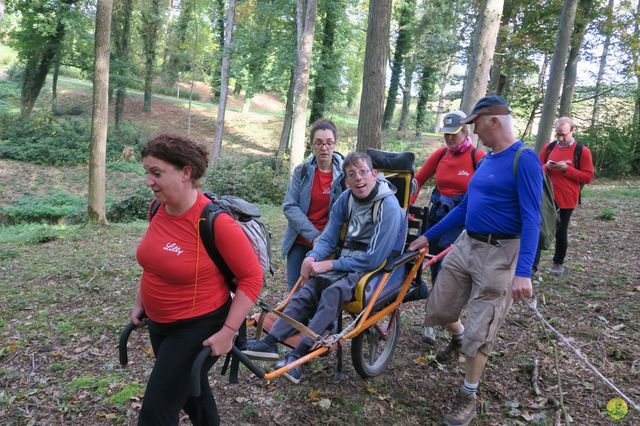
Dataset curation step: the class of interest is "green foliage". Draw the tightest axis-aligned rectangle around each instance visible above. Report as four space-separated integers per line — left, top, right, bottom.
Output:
0 111 144 166
107 161 145 176
107 185 151 223
106 383 145 406
597 207 617 221
0 190 85 223
205 155 288 205
0 45 18 66
580 124 640 178
0 80 20 109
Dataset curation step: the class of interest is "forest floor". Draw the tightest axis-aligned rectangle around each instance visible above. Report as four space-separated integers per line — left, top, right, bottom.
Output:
1 82 639 425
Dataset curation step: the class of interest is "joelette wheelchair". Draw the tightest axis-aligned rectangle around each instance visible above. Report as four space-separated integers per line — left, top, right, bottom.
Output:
119 148 452 394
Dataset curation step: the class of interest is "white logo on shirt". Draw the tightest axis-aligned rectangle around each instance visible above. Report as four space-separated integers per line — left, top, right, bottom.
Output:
163 242 184 256
458 170 470 176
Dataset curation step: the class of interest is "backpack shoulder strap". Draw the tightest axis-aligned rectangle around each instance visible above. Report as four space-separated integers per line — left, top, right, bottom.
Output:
148 199 161 221
470 146 478 170
436 147 447 166
543 141 557 163
199 202 234 285
574 143 583 170
512 145 530 178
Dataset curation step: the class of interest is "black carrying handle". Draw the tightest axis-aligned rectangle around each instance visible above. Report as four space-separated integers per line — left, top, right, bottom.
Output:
119 322 138 366
190 346 265 397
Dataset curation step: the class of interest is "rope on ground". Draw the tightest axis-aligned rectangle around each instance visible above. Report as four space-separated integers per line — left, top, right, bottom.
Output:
524 298 640 412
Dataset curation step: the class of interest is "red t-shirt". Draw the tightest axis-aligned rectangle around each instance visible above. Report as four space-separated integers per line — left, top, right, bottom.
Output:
411 146 486 204
540 141 594 209
137 192 263 323
295 168 333 247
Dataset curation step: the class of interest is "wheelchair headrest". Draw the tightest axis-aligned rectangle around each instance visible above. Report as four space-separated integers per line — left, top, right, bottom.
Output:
367 149 415 174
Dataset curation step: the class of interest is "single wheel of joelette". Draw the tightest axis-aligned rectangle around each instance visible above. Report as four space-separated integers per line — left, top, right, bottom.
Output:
351 310 400 378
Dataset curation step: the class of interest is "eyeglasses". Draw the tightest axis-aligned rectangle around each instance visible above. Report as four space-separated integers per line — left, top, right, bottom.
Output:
313 141 336 149
346 168 371 180
555 130 573 137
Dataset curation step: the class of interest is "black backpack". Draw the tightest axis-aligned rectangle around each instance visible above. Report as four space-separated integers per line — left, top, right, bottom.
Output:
149 192 273 292
543 141 585 204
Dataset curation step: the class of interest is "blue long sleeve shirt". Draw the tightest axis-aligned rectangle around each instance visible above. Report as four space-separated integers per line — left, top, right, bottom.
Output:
425 141 543 277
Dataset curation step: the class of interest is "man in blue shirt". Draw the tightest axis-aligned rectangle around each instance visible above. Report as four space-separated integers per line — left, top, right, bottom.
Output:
409 96 543 426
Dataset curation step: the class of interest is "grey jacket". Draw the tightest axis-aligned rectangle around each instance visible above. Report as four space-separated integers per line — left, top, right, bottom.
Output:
281 152 344 257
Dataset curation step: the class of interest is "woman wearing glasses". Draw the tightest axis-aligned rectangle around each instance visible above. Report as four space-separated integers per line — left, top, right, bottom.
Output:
281 119 345 289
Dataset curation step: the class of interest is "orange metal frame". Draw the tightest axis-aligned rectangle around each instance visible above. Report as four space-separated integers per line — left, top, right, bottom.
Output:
251 245 453 381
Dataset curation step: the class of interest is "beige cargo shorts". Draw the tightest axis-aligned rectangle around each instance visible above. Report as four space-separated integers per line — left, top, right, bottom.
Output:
425 231 519 357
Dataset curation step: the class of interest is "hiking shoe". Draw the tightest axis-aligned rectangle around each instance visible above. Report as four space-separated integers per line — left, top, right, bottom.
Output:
435 339 462 364
243 339 280 361
442 389 477 426
279 353 302 384
550 263 564 276
422 326 436 346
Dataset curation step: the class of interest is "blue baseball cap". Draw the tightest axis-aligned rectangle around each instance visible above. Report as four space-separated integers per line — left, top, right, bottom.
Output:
440 110 467 134
461 96 512 124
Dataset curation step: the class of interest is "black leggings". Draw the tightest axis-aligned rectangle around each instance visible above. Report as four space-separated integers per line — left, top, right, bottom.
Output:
139 298 231 426
533 208 574 270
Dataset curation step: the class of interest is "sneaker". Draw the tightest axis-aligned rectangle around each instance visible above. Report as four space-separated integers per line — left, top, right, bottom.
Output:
442 389 477 426
435 338 462 364
550 263 564 276
242 338 280 361
279 353 302 384
422 326 436 346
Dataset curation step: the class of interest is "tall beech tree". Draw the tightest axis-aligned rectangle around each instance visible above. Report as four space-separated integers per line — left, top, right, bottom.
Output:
211 0 237 162
11 0 80 116
112 0 134 131
591 0 615 127
535 0 579 153
460 0 504 115
382 0 416 130
356 0 392 151
88 0 114 224
559 0 596 117
289 0 318 175
140 0 163 112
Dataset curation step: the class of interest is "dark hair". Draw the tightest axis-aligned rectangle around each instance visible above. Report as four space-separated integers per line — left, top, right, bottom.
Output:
342 152 372 174
141 133 209 183
309 119 338 144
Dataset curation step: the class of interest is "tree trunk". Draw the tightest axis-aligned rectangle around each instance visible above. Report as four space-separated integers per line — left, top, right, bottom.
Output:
488 0 512 95
398 61 415 131
0 0 5 24
534 0 579 153
210 0 226 101
20 15 68 116
433 56 454 132
356 0 393 152
591 0 614 127
309 0 339 124
211 0 237 163
161 0 176 80
559 0 595 117
520 54 548 141
415 66 434 135
142 0 161 112
382 0 416 130
88 0 113 224
51 60 60 114
187 0 199 136
289 0 318 175
115 0 133 131
460 0 504 115
278 66 296 158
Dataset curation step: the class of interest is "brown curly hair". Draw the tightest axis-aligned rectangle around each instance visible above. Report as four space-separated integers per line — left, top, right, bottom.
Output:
141 134 209 184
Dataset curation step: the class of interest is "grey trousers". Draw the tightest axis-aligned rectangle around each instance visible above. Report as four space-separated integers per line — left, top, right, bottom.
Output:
270 272 363 346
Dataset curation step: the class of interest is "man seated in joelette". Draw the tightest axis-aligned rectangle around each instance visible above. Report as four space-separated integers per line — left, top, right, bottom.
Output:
244 152 404 384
